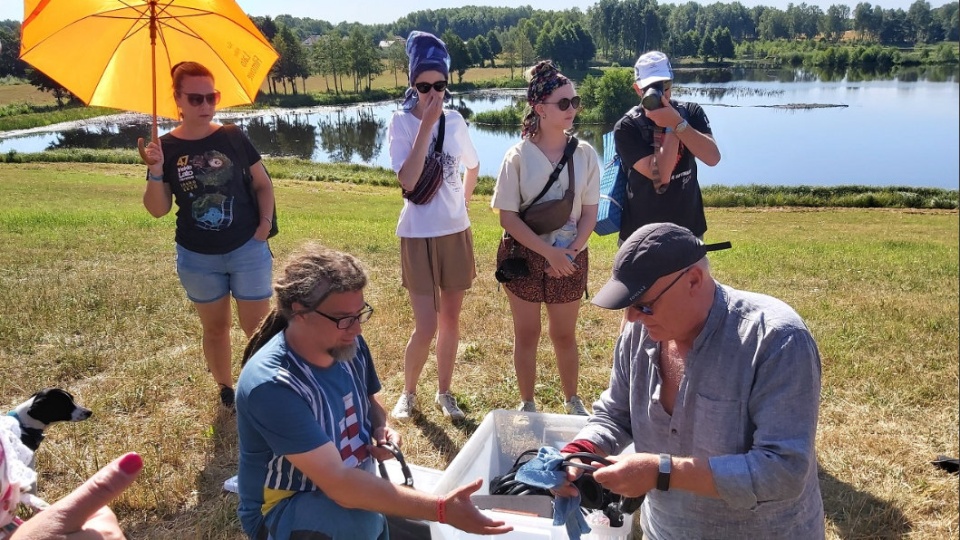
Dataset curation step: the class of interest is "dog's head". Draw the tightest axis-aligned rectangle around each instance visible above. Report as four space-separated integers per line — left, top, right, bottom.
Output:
15 388 93 428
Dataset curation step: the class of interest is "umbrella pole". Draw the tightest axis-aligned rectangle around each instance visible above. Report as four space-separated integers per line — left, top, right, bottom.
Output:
137 1 159 165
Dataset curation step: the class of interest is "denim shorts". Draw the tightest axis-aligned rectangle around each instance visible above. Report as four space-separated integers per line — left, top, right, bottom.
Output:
175 237 273 303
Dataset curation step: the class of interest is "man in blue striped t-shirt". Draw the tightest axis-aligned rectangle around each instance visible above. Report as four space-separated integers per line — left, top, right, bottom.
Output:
236 243 511 540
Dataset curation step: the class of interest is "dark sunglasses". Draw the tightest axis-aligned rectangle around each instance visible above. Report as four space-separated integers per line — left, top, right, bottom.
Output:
631 267 691 316
179 91 221 107
314 302 374 330
544 96 582 111
414 80 448 93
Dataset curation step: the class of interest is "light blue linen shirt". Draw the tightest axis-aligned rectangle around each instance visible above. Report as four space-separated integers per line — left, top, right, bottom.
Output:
578 283 825 539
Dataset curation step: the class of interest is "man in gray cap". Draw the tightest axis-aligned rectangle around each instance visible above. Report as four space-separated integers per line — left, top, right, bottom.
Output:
559 223 825 538
614 51 720 244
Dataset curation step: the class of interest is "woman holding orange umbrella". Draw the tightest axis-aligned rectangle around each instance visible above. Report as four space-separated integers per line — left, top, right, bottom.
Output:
141 62 274 409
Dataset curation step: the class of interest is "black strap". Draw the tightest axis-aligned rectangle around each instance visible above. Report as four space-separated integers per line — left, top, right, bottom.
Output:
223 123 249 170
521 136 579 217
377 441 414 488
433 114 445 153
705 241 732 252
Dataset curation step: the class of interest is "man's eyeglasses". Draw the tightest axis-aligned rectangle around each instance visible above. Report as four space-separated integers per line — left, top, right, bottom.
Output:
314 302 374 329
414 80 448 94
544 96 581 111
631 267 691 316
179 91 221 107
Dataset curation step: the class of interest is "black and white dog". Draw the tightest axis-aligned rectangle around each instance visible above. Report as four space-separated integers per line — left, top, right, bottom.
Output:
8 388 93 452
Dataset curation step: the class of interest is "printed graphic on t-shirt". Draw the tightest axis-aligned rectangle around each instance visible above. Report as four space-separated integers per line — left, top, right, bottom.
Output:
174 150 237 231
337 393 369 467
440 151 461 193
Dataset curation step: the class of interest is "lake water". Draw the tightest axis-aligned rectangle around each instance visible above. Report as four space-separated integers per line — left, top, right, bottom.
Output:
1 66 957 190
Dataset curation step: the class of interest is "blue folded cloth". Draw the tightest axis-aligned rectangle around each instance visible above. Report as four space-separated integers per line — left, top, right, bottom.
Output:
515 446 591 539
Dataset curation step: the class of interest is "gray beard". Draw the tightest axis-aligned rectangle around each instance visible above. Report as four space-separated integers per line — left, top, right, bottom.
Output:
329 342 358 363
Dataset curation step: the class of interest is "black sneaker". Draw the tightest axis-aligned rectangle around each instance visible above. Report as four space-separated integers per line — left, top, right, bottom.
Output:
219 385 235 410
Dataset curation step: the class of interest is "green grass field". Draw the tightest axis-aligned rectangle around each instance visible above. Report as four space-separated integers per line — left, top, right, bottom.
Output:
0 162 957 538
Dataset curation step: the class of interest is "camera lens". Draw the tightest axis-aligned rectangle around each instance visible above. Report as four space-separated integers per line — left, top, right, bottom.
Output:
641 87 663 110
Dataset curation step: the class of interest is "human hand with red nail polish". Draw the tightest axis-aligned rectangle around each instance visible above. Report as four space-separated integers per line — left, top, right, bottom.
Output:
12 452 143 540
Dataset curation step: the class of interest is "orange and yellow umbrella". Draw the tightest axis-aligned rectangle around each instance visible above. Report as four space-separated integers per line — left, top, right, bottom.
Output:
19 0 278 149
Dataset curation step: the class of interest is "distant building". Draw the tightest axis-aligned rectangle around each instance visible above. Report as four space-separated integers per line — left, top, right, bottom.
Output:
303 35 323 47
379 37 405 49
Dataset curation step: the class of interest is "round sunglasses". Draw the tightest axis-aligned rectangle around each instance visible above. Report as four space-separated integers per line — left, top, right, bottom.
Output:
414 80 448 94
543 96 582 111
179 91 221 107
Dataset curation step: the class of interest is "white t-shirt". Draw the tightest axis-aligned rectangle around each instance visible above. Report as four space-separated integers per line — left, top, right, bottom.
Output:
491 138 601 246
388 109 480 238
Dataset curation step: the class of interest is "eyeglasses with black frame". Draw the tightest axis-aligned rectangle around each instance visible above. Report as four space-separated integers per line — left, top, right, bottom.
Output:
414 80 448 93
543 96 581 111
314 302 374 329
178 91 221 107
631 267 691 316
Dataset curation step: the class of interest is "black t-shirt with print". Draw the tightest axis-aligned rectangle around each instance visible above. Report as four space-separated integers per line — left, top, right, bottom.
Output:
160 127 262 254
613 100 712 240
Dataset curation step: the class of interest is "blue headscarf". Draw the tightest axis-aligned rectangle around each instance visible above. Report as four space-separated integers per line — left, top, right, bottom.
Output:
402 31 452 110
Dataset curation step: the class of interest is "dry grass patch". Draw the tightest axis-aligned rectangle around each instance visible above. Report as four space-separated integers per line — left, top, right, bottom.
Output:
0 164 956 539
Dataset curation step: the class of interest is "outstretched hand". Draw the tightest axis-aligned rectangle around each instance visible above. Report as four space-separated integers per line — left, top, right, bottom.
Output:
443 478 513 535
12 452 143 540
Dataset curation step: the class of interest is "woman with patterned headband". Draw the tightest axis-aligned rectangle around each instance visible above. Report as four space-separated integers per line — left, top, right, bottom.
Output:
387 31 480 423
491 60 600 416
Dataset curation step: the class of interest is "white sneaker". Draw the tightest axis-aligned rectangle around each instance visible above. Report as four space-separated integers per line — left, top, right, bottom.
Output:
435 392 465 421
391 392 417 422
517 400 537 413
564 395 590 416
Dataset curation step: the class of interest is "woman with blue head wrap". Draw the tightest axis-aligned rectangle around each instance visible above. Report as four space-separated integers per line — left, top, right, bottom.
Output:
386 31 480 424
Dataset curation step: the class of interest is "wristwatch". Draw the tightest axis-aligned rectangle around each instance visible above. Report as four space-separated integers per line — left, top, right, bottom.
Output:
673 119 689 134
657 453 671 491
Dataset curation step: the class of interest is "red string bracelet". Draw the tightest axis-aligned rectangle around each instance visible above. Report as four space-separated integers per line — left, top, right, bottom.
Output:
436 496 447 524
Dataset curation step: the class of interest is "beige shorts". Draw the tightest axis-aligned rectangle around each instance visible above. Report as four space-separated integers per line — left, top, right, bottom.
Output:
400 229 476 307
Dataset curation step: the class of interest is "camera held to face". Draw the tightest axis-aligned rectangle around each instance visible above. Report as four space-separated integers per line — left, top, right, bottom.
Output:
641 81 665 110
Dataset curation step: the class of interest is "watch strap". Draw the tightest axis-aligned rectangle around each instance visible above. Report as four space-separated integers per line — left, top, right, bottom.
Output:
674 119 689 134
657 453 671 491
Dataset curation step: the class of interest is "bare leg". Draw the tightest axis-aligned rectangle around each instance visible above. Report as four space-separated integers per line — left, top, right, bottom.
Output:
193 296 233 388
403 293 438 394
545 300 582 401
435 289 466 394
236 297 271 338
506 290 542 403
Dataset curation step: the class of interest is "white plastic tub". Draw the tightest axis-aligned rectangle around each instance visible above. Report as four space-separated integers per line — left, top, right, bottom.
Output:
430 410 635 540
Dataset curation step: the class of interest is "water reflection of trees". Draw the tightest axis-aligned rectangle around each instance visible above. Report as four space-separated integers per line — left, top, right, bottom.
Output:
675 64 958 84
49 124 150 150
315 108 384 163
242 115 317 160
674 86 786 102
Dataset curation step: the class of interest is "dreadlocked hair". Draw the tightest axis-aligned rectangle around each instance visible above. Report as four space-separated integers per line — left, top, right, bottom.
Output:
241 243 368 366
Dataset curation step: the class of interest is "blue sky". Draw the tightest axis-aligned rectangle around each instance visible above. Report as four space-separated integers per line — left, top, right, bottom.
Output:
2 0 944 26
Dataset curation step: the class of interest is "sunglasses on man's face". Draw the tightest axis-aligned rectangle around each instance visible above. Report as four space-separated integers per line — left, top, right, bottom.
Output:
180 91 221 107
544 96 582 111
414 80 448 94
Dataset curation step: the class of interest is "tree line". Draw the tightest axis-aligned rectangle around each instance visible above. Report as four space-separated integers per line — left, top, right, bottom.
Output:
0 1 956 102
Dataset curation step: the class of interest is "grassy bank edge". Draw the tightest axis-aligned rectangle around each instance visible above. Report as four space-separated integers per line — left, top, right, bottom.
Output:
1 155 956 210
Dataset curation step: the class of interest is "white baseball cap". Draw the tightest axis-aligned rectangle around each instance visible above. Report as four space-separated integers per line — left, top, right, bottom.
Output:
634 51 673 89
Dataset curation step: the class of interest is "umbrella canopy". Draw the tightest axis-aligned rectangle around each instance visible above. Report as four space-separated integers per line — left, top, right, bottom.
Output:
19 0 278 121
